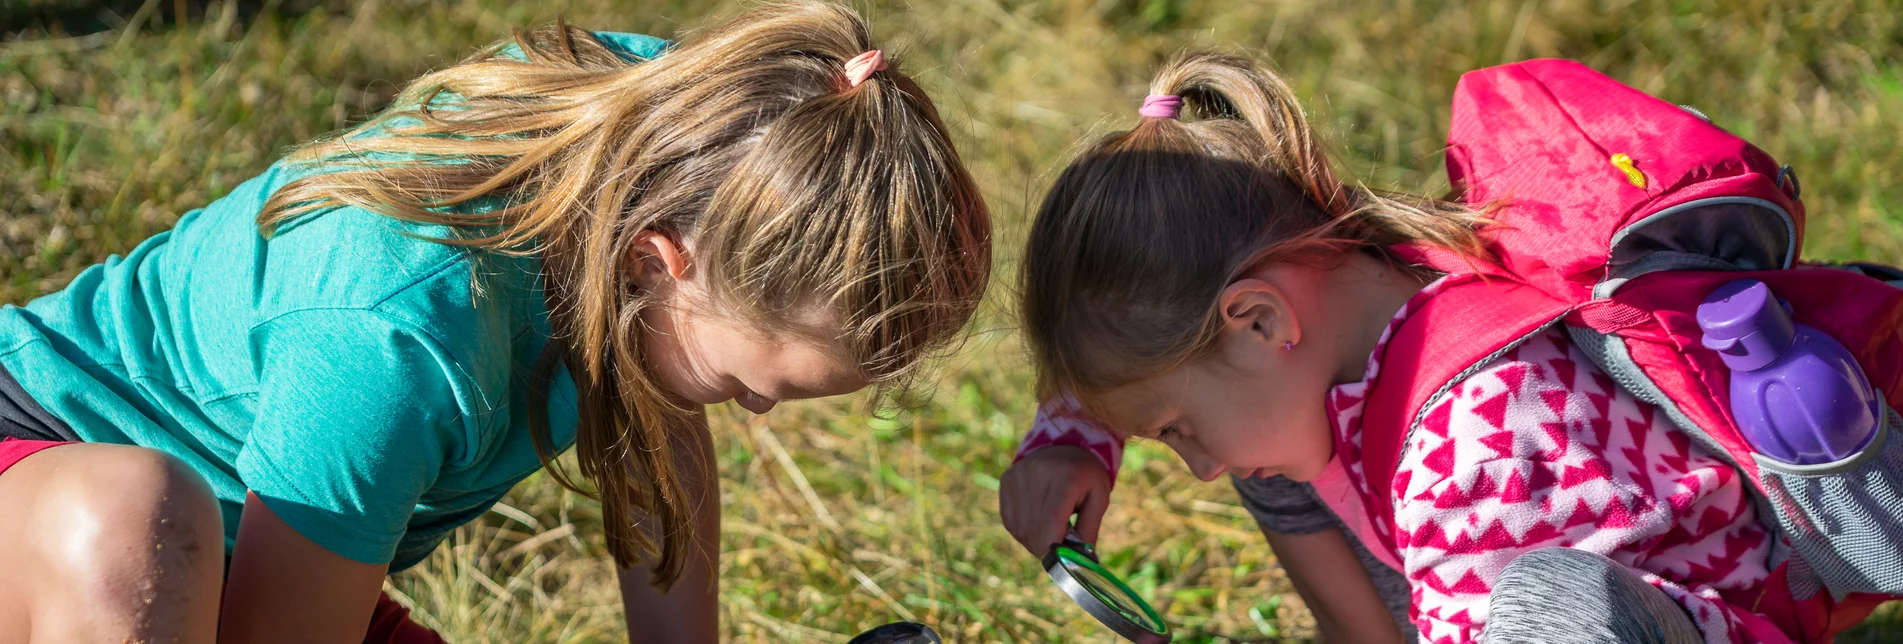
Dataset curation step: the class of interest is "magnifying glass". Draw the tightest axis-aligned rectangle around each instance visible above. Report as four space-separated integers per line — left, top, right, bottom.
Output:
1043 532 1172 643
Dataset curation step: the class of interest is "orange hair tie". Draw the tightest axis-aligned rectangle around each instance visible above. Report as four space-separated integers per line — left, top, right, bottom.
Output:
843 50 887 87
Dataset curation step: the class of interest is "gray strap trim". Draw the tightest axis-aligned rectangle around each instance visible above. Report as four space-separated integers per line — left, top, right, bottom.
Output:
1397 315 1571 470
1564 326 1783 538
1595 196 1797 299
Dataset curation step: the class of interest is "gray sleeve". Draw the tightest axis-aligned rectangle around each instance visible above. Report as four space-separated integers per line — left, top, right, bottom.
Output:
1230 474 1339 535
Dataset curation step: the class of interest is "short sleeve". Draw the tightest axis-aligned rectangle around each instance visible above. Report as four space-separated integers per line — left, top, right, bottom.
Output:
237 309 465 565
590 32 672 62
1231 475 1338 535
490 32 671 64
1014 394 1126 482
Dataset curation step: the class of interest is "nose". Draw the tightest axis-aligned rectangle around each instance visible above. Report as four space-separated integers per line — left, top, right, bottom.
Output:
1169 443 1226 482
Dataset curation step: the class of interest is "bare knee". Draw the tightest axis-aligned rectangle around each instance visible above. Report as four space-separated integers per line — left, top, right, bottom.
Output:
29 445 223 639
41 446 224 589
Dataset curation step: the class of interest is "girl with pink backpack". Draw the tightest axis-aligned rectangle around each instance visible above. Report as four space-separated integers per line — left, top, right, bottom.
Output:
1000 51 1901 643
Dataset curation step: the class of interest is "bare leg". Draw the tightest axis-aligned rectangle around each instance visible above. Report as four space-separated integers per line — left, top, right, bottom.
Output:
0 443 224 644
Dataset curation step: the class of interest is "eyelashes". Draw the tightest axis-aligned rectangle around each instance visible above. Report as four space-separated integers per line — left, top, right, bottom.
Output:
1157 424 1181 440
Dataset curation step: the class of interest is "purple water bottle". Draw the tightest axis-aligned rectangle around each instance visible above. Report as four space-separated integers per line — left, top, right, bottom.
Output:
1696 279 1882 465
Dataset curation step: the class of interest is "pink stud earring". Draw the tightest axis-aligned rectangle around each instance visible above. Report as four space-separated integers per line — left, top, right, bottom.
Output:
1283 341 1295 351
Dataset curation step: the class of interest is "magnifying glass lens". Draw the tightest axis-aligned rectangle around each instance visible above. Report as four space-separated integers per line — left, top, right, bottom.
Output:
1048 545 1170 641
1066 560 1161 631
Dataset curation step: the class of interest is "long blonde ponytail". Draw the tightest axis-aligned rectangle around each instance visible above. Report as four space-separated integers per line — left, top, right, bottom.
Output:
262 2 990 588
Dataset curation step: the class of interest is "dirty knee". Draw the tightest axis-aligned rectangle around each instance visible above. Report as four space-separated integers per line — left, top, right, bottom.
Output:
36 446 223 618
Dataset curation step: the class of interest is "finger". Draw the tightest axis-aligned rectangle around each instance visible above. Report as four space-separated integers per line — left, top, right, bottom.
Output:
1073 484 1110 545
1027 490 1073 558
1000 486 1034 552
1026 498 1063 558
997 482 1013 528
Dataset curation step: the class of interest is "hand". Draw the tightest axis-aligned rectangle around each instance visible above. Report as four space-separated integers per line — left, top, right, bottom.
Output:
998 445 1113 558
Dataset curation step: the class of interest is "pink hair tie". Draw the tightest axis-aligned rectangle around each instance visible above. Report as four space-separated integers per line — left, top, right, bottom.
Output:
1138 94 1182 119
843 50 888 88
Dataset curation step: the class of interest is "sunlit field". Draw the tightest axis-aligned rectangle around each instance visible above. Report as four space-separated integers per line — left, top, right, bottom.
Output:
4 0 1901 641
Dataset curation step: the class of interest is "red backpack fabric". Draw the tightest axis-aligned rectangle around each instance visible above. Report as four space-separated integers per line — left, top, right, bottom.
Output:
1357 59 1903 642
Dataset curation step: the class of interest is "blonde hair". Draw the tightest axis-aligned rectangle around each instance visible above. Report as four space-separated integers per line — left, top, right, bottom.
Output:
1021 51 1484 401
261 2 991 588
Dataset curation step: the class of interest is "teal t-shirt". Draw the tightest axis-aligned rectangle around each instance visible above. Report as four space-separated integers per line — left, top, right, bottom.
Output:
0 32 669 570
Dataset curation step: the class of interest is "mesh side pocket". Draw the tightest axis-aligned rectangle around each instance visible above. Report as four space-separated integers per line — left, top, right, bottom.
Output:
1757 405 1903 598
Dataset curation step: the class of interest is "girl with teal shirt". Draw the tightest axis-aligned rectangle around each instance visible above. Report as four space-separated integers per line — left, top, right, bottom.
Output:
0 3 991 642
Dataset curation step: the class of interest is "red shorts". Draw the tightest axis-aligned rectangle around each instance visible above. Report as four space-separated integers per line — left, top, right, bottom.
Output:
0 437 72 477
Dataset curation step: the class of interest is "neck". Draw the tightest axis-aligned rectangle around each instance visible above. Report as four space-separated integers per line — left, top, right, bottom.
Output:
1327 252 1428 384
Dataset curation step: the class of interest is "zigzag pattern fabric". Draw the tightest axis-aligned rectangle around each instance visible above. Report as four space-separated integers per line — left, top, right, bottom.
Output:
1015 393 1125 477
1015 278 1787 643
1329 280 1775 644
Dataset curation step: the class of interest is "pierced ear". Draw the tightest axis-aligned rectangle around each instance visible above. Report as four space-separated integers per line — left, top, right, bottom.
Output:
1218 278 1301 349
628 230 691 290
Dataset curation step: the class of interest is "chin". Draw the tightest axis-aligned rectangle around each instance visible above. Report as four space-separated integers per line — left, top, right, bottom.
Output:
687 387 736 407
1278 462 1323 482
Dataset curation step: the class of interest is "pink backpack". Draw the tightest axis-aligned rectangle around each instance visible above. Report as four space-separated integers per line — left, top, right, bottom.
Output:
1357 59 1903 641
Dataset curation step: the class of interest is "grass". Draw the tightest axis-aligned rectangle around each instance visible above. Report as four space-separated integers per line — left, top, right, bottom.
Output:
4 0 1902 641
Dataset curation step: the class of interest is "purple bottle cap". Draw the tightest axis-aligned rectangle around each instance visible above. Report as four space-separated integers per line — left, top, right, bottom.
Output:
1697 279 1797 372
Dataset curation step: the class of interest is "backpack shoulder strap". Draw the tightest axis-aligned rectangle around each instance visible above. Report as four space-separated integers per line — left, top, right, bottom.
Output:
1357 273 1572 555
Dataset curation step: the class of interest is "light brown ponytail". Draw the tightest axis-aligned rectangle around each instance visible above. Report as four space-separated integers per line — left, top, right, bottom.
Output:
1022 51 1485 399
261 1 990 589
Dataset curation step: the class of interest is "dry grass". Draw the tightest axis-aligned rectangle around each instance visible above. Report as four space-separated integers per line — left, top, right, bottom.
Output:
4 0 1901 641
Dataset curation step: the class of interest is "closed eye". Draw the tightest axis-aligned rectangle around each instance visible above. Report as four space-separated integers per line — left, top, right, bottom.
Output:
1157 424 1181 440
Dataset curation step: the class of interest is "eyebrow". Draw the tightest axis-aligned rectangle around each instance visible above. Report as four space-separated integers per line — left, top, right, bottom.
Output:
1104 401 1170 439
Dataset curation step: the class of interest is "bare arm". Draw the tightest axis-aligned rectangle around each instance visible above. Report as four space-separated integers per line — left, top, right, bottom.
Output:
618 412 720 643
1263 526 1407 644
220 492 389 644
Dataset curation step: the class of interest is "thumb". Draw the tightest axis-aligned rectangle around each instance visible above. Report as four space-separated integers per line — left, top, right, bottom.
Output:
1072 484 1110 545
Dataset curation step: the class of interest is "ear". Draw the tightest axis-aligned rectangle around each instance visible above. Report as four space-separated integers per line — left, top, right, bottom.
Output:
628 230 691 291
1216 277 1300 350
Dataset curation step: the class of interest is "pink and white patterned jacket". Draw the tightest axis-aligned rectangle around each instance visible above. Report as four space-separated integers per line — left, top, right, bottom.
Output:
1015 278 1783 644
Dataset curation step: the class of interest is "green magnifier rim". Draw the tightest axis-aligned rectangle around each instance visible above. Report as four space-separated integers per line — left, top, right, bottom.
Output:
1053 545 1169 636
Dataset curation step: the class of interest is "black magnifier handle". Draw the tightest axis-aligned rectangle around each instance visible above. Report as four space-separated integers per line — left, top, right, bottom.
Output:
1056 527 1098 561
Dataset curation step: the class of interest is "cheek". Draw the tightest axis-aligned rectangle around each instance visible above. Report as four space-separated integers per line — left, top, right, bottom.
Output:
1245 373 1329 426
638 307 727 402
640 324 692 391
1231 368 1336 467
